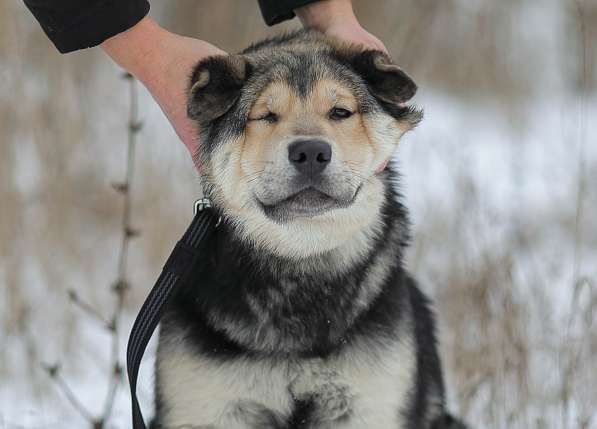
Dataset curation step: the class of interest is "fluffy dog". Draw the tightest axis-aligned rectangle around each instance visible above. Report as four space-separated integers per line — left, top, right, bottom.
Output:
153 30 467 429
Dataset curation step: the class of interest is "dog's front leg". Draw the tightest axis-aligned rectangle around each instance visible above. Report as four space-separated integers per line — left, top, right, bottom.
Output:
156 341 292 429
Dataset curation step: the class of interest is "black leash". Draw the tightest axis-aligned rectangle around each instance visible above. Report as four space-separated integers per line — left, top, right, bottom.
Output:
126 199 218 429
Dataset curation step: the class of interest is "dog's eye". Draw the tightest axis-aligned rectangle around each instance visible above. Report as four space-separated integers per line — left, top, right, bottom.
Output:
329 107 353 121
255 111 278 123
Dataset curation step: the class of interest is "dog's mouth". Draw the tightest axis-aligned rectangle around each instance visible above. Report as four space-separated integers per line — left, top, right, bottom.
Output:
258 187 360 222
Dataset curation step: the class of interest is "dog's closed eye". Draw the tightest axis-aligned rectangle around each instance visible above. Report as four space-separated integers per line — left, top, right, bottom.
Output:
328 107 353 121
249 111 279 123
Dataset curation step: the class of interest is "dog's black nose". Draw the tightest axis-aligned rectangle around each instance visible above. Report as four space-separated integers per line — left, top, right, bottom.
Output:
288 140 332 175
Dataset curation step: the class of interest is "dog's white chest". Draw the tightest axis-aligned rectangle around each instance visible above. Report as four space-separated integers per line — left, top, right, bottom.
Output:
157 336 415 428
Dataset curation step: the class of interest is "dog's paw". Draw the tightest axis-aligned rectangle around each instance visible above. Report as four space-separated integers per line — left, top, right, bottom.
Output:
289 367 353 421
314 379 352 421
229 400 285 428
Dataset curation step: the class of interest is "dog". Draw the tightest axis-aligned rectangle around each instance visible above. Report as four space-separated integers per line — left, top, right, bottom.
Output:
152 30 467 429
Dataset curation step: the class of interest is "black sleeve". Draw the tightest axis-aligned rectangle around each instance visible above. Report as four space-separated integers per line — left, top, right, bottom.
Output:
257 0 321 26
23 0 150 53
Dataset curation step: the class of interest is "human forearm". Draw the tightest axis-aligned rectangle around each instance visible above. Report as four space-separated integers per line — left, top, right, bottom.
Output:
101 15 174 88
101 16 226 157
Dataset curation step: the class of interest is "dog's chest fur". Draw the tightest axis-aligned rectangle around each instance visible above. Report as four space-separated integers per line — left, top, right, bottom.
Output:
153 180 447 428
157 331 415 428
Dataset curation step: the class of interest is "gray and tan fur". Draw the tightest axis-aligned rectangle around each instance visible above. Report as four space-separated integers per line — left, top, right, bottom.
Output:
152 30 467 429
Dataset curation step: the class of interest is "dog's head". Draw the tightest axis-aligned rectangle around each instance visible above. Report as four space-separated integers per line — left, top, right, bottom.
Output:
188 31 421 258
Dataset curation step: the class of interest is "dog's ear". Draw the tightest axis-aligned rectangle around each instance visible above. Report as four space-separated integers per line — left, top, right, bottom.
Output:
187 55 249 122
349 50 417 105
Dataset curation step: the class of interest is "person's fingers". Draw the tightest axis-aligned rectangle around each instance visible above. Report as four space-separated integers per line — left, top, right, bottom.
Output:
369 35 388 53
323 22 388 54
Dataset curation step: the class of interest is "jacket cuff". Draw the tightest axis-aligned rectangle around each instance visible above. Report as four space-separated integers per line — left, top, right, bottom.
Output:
26 0 150 54
257 0 321 26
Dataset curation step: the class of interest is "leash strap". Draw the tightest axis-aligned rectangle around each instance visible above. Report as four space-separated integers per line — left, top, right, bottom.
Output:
126 203 218 429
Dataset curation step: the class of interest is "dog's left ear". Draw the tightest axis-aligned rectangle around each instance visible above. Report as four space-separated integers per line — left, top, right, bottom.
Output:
187 55 249 123
349 50 417 105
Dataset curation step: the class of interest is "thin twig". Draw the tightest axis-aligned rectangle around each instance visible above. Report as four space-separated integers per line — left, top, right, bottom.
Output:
560 1 589 428
46 72 142 429
101 72 142 424
68 289 111 328
43 364 95 424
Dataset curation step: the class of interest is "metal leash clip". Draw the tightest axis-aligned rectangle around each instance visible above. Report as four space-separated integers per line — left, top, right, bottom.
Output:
193 197 212 214
194 197 222 227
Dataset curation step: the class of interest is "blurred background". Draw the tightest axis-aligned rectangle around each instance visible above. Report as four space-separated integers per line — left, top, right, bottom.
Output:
1 0 596 428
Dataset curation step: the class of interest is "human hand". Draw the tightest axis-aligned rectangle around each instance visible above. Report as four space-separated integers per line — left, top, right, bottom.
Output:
295 0 388 54
102 17 226 161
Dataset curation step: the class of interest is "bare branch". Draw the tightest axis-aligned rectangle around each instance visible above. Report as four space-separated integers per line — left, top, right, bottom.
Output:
43 363 95 424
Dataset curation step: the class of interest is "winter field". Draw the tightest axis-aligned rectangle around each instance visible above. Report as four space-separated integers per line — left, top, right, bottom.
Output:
1 1 596 428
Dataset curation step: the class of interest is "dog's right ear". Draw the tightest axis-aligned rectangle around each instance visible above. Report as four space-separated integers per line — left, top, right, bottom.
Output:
349 50 417 105
187 55 249 123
